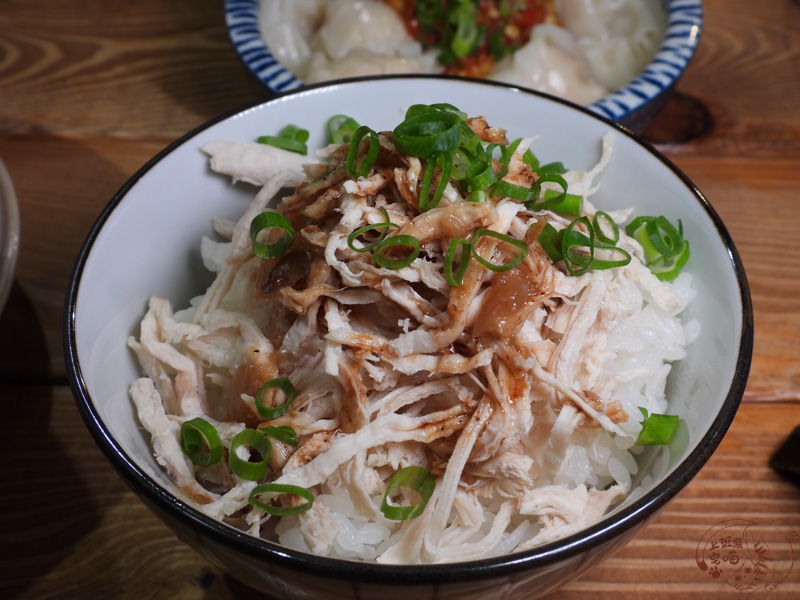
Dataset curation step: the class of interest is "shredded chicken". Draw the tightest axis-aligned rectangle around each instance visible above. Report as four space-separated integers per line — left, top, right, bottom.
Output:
129 111 695 564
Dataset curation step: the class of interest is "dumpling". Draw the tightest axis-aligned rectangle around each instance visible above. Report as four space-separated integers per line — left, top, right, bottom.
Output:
304 48 432 84
489 24 610 105
313 0 413 60
258 0 327 73
556 0 665 90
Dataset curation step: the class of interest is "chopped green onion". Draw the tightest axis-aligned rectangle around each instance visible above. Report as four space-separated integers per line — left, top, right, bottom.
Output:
393 110 462 158
543 188 583 217
491 179 536 202
626 215 691 281
327 114 360 144
465 158 496 192
635 407 680 445
257 124 309 155
248 483 314 516
229 428 272 481
643 239 691 281
593 211 619 244
524 173 569 212
419 152 452 212
180 417 222 468
259 425 299 447
249 211 294 260
444 237 472 286
347 207 397 252
536 161 568 176
471 228 528 273
255 377 296 420
466 189 488 203
346 126 380 179
522 149 540 171
450 2 479 58
380 466 435 521
536 223 564 262
562 217 630 275
373 234 421 270
561 217 595 276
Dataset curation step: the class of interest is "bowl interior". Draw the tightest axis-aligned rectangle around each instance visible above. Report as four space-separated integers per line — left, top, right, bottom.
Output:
67 76 749 570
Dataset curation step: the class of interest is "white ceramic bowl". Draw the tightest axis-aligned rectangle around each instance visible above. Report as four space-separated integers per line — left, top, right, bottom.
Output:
0 157 19 313
65 77 751 600
225 0 703 133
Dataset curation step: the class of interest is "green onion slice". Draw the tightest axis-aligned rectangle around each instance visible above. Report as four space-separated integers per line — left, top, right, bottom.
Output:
229 428 272 481
536 161 568 176
347 207 398 253
465 158 496 192
466 189 488 203
380 466 435 521
444 237 472 287
451 3 479 58
562 217 631 275
626 215 691 281
346 126 380 179
259 425 299 447
525 174 569 211
471 228 528 273
593 211 619 244
635 407 680 445
644 240 691 281
249 211 294 260
543 188 583 217
393 110 462 158
257 124 310 155
419 152 452 212
522 149 540 171
180 417 222 468
255 377 296 420
248 483 314 516
536 223 564 262
373 234 421 270
561 217 595 276
327 114 360 144
491 179 536 202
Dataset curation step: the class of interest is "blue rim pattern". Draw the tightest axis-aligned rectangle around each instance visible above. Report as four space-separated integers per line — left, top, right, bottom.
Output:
225 0 703 121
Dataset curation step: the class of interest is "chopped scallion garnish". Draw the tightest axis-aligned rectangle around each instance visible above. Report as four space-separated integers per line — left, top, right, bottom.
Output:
471 228 528 273
393 110 462 158
635 407 680 445
248 483 314 516
346 126 380 179
346 207 397 253
259 425 299 447
249 211 294 260
444 237 472 286
373 234 421 270
255 377 296 420
327 114 360 144
257 124 309 155
625 215 691 281
380 466 435 521
180 417 222 468
229 428 272 481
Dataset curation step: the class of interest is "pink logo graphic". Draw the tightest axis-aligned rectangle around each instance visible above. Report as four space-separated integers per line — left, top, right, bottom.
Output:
696 518 799 593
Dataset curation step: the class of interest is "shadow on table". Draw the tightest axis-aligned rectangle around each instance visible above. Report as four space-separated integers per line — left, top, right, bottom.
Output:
0 282 105 597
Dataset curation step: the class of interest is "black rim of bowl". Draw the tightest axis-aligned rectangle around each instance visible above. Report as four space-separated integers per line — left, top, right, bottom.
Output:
64 74 753 586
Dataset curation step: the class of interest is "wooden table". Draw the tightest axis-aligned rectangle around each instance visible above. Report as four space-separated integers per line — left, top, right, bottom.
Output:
1 1 798 598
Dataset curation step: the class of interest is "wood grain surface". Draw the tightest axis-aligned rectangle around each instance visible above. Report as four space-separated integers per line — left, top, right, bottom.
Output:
1 0 799 598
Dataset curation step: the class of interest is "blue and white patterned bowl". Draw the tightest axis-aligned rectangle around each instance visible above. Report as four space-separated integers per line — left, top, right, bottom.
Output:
224 0 703 133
